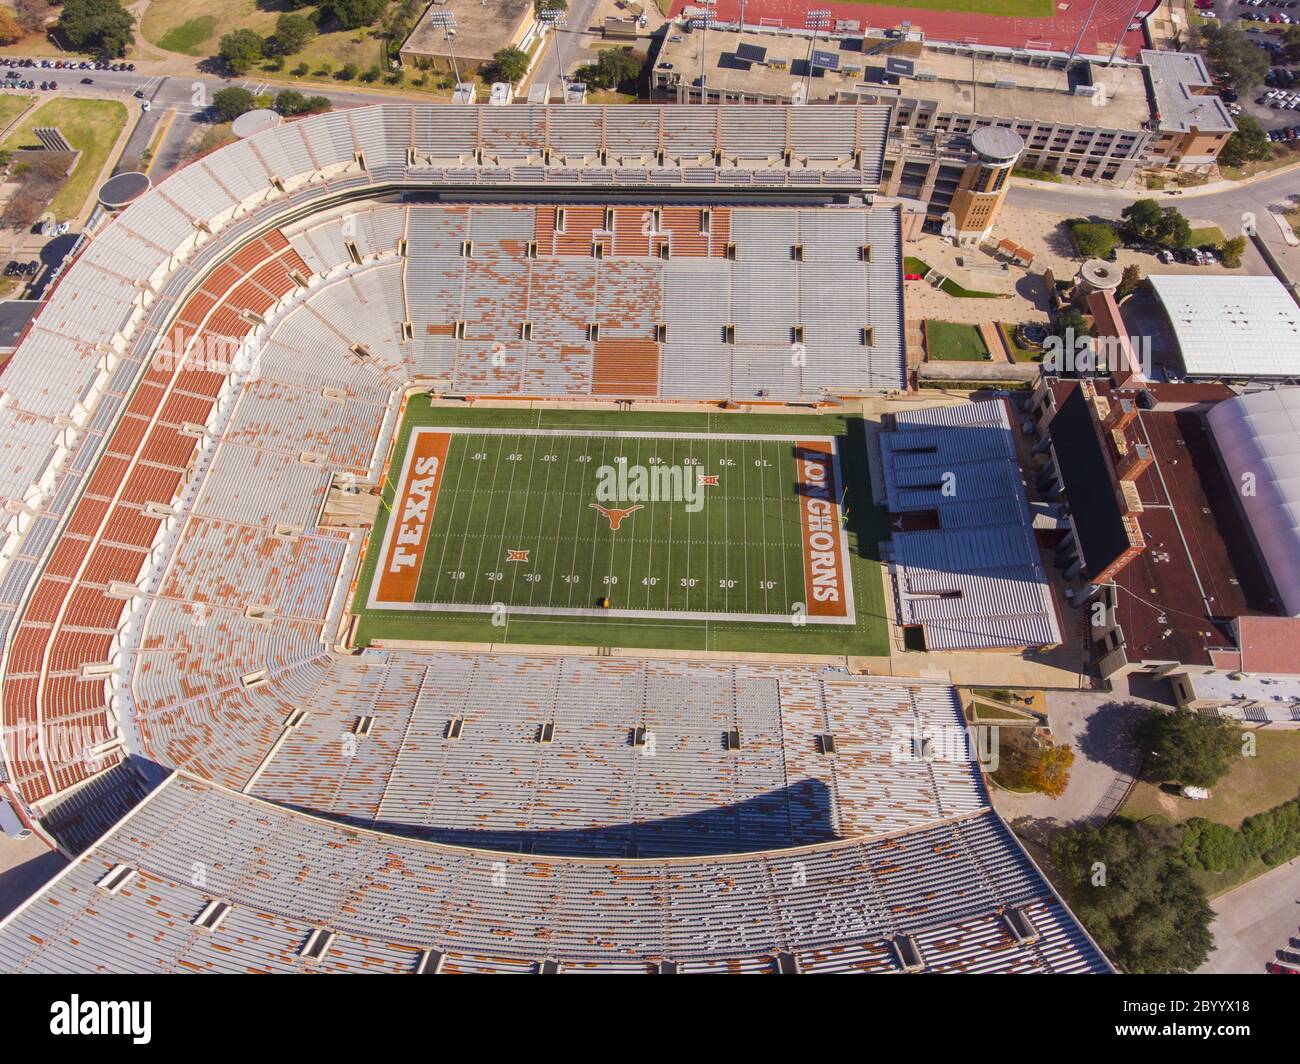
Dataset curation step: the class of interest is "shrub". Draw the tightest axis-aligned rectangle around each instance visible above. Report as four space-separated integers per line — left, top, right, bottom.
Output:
1180 817 1253 872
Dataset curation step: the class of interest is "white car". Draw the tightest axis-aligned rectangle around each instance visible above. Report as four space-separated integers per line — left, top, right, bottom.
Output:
1180 785 1212 800
141 99 151 111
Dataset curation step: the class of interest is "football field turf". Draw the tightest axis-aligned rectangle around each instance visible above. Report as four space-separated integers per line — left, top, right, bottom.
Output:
368 426 853 624
351 401 889 656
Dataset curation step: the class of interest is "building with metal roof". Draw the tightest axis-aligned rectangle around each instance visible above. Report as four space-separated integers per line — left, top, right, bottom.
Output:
1028 377 1294 684
1205 388 1300 616
1148 275 1300 381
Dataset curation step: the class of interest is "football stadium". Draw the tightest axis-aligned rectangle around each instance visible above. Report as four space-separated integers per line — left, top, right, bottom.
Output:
0 104 1110 974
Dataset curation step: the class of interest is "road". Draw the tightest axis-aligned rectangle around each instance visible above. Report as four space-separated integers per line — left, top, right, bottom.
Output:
530 0 606 97
1007 164 1300 226
1008 163 1300 281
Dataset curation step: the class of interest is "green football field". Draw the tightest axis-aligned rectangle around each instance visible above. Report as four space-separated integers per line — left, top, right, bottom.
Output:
351 401 890 656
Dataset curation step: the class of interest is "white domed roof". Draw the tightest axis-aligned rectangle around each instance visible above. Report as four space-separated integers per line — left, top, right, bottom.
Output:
1207 387 1300 616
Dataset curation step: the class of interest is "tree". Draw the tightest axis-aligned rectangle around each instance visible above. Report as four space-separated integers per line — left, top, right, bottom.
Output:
1220 235 1247 269
1158 207 1192 250
270 13 316 56
1136 708 1240 788
2 191 43 231
338 61 359 80
57 0 134 57
14 0 50 35
0 9 22 44
573 47 643 90
273 89 308 116
1068 220 1120 259
302 96 333 114
318 0 388 30
1241 795 1300 866
1283 25 1300 66
1180 818 1253 873
1116 263 1143 300
1219 114 1273 169
1121 198 1191 249
1200 23 1270 94
490 46 530 84
1050 820 1215 973
1120 197 1164 242
219 29 266 75
1027 740 1074 798
1051 307 1091 344
211 86 256 122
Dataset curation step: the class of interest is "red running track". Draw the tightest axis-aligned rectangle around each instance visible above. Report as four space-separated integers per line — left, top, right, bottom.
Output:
670 0 1156 56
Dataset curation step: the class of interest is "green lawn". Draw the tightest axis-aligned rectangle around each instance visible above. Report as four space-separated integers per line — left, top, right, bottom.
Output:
939 278 1007 299
903 256 930 275
1 98 128 220
1120 729 1300 829
1188 225 1227 250
158 15 219 56
143 0 388 89
352 402 890 656
1000 322 1044 363
0 93 33 133
925 321 990 361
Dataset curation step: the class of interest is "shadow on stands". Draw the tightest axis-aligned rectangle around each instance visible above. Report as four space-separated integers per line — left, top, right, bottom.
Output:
284 777 840 859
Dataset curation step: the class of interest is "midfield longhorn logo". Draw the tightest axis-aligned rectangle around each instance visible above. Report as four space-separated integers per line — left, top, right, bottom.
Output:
590 503 643 531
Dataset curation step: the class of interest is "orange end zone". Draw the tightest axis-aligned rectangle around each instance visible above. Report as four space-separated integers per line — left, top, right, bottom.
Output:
374 430 451 604
796 441 850 619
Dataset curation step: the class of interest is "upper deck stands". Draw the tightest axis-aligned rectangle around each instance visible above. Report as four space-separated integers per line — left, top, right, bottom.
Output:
0 772 1110 974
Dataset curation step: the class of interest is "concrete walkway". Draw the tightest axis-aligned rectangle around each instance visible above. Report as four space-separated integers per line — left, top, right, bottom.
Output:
992 690 1146 836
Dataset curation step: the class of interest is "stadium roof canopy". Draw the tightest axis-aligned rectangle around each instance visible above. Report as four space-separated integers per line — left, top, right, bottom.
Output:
1148 274 1300 379
1207 387 1300 616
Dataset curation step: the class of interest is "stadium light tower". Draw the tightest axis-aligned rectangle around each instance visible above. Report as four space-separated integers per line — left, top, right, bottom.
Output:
428 11 460 88
692 0 718 105
539 8 568 103
804 9 831 102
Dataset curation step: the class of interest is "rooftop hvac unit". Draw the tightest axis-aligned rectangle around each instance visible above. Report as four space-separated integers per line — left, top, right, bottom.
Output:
1074 84 1100 96
994 79 1016 89
1004 907 1041 944
893 935 925 972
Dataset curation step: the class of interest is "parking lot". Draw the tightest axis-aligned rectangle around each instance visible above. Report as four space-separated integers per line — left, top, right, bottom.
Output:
1 55 138 95
1197 0 1300 139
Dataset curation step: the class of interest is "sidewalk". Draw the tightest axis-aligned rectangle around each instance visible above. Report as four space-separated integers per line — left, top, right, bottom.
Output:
1012 157 1300 204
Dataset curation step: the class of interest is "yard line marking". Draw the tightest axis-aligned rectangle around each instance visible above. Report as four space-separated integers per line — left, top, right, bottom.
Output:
622 434 642 604
450 433 500 603
483 429 531 603
424 429 472 604
517 432 560 607
574 434 605 609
